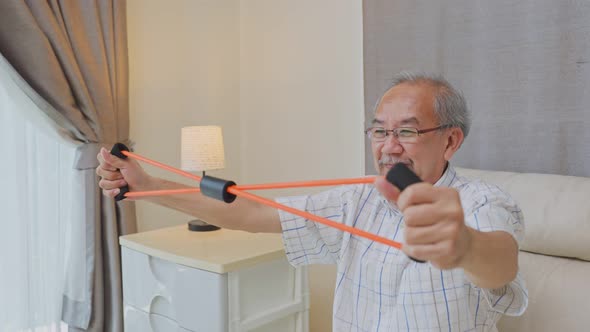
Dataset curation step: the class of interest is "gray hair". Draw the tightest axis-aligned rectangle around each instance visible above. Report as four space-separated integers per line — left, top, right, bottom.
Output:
376 71 471 138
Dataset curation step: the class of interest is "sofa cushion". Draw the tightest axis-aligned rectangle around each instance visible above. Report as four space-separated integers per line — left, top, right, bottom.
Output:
498 251 590 331
456 167 590 261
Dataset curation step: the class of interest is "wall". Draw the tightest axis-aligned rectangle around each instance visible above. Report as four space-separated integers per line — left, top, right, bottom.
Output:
127 0 241 231
127 1 364 330
239 0 365 184
239 1 364 331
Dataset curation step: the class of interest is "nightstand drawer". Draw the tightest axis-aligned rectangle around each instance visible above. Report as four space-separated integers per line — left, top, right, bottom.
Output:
120 225 309 332
124 305 194 332
122 247 228 331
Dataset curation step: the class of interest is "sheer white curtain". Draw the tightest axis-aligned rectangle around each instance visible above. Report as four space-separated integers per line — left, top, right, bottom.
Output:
0 60 86 331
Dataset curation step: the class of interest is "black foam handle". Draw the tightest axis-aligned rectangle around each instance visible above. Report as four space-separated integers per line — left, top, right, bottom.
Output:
200 175 237 203
386 163 422 191
110 143 130 159
115 185 129 202
385 163 426 263
110 143 130 201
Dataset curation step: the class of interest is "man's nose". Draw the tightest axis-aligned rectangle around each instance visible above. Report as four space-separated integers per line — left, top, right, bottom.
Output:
381 135 404 154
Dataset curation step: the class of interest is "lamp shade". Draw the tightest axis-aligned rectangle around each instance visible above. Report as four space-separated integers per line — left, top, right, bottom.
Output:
181 126 225 172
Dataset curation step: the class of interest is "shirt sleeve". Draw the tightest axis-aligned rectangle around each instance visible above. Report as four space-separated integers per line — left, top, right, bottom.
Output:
479 271 529 316
462 181 528 316
462 181 525 246
275 184 365 267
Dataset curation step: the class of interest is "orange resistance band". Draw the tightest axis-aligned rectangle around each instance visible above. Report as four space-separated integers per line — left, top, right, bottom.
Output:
125 177 377 198
118 150 403 250
125 188 201 198
122 150 202 181
236 177 376 190
227 187 402 249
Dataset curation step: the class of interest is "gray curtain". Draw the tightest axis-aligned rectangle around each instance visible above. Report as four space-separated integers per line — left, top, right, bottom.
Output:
363 0 590 177
0 1 136 331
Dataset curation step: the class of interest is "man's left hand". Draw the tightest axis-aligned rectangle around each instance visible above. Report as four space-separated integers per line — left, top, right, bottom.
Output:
374 177 473 269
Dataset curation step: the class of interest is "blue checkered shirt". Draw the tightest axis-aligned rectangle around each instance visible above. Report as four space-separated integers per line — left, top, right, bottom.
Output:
277 165 527 331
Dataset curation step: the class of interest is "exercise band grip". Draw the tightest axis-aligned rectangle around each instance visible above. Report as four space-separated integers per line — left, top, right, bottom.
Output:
386 163 422 191
110 143 130 201
200 175 237 203
115 186 129 202
111 143 130 160
386 163 427 263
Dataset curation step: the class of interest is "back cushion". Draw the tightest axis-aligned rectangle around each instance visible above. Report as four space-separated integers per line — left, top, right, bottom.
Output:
498 251 590 331
456 168 590 331
455 167 590 261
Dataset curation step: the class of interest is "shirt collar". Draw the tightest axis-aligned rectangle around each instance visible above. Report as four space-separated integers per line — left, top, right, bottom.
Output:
434 162 456 188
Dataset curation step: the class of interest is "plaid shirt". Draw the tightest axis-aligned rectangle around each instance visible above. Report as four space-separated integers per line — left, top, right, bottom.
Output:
277 165 527 331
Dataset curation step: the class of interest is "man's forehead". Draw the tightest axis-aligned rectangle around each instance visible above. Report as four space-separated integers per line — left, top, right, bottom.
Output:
372 116 420 125
374 83 436 123
381 83 435 107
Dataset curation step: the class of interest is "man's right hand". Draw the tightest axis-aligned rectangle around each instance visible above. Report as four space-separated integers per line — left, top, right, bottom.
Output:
95 146 281 233
96 147 152 199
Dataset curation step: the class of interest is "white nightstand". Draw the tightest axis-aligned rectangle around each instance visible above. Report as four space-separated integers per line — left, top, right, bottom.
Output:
119 225 309 332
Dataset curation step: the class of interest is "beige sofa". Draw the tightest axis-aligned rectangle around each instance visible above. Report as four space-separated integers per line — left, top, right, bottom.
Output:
456 168 590 331
309 168 590 331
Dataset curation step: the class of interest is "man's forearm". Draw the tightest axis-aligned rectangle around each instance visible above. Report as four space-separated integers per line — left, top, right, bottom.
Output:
461 228 519 289
140 177 282 233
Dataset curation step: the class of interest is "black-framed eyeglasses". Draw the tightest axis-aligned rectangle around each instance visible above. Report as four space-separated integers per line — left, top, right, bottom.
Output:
365 124 453 143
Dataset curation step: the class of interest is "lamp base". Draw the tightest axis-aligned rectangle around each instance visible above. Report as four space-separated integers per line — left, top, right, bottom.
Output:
187 219 221 232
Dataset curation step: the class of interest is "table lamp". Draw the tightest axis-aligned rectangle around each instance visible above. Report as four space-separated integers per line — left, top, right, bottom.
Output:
181 125 226 232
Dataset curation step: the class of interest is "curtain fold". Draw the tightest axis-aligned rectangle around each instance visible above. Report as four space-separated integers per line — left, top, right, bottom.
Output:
0 1 136 331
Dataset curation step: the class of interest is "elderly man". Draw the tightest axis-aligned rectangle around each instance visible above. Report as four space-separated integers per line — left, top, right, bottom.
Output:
97 72 527 331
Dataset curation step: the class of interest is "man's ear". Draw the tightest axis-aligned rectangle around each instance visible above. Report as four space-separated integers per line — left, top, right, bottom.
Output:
443 128 464 161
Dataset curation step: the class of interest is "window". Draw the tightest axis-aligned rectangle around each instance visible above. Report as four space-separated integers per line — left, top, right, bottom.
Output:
0 65 75 332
